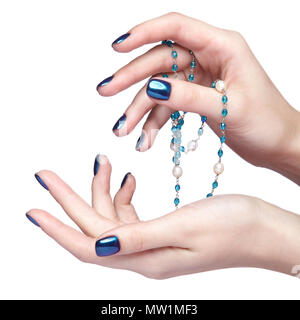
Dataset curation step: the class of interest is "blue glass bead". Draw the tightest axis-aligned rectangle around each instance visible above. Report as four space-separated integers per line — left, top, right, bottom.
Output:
171 137 175 144
178 118 184 125
172 64 178 72
166 40 173 47
218 149 223 157
176 124 182 130
201 115 207 122
188 74 194 81
162 74 169 78
191 60 196 68
220 122 226 130
172 156 179 164
222 108 228 117
220 135 226 143
161 40 167 44
211 81 216 88
171 126 177 133
175 184 180 192
212 181 218 189
175 137 181 144
175 151 181 158
174 197 180 205
206 193 213 198
172 50 178 58
198 128 203 136
222 95 228 104
174 111 180 119
180 146 185 152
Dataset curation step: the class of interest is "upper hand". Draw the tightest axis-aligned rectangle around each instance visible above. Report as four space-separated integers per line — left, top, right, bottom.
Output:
97 12 300 184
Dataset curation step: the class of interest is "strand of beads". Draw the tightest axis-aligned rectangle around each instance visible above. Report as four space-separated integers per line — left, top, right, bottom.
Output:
206 79 228 198
161 40 206 209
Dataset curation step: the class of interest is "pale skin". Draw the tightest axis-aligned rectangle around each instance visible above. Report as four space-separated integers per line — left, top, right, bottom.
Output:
27 12 300 279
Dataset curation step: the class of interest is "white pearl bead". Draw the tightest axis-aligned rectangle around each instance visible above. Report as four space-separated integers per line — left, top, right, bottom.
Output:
187 140 198 151
215 80 226 93
170 143 178 152
213 162 224 175
172 165 183 178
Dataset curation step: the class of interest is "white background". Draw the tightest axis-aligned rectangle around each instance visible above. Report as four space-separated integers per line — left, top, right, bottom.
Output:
0 0 299 299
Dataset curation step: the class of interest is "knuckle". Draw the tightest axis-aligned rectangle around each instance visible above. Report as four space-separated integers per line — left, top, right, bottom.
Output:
141 259 168 280
76 254 90 264
230 30 245 43
129 226 144 252
186 86 200 105
167 11 182 18
145 270 167 280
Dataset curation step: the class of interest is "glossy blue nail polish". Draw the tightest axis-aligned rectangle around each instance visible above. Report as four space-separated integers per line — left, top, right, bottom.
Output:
96 75 114 90
26 213 40 227
112 114 126 131
112 33 130 46
135 132 145 151
147 79 171 100
121 172 131 188
34 174 48 190
94 154 100 176
95 235 120 256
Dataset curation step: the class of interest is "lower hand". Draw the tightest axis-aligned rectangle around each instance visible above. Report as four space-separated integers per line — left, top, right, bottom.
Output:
27 156 300 279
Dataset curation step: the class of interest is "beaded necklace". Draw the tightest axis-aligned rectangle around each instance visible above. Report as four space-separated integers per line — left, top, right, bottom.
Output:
161 40 228 209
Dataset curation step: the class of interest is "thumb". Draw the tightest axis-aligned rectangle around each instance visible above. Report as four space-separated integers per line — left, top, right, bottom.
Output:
146 77 223 121
94 213 182 257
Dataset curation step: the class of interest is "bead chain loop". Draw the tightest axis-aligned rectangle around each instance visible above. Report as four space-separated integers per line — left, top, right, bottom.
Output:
161 40 228 208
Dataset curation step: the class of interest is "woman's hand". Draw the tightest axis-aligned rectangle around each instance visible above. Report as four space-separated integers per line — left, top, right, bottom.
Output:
96 12 300 185
27 156 300 279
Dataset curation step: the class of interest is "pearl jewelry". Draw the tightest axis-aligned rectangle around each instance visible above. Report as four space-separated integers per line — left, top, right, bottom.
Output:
170 143 178 152
162 40 229 208
215 80 226 93
214 162 224 174
187 140 198 152
172 165 183 178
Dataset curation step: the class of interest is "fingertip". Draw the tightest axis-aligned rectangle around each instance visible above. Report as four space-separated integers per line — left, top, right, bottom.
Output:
120 172 132 189
25 209 50 228
93 154 111 176
26 211 40 227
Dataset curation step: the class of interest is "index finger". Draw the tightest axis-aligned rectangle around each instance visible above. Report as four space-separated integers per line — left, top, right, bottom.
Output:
112 12 219 52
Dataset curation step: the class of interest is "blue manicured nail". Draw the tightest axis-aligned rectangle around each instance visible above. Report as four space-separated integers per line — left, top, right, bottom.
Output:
147 79 171 100
95 235 120 256
135 132 145 151
121 172 131 188
96 75 114 90
34 174 48 190
94 154 100 176
112 114 126 131
26 213 40 227
112 33 131 46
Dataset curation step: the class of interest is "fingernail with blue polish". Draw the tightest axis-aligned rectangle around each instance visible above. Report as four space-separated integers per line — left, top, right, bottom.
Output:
35 174 48 190
26 213 40 227
135 131 145 151
146 79 171 100
96 75 114 90
94 154 100 176
95 236 120 257
112 33 131 46
112 114 126 131
121 172 131 188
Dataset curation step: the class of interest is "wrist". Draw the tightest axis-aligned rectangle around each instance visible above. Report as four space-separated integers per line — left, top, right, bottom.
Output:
268 107 300 185
251 199 300 276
